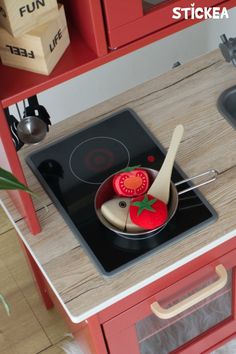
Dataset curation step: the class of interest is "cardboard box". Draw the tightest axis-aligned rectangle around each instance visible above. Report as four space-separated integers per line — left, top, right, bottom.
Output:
0 4 70 75
0 0 58 37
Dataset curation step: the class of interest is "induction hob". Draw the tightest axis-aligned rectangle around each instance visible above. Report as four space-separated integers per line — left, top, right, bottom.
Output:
27 109 217 276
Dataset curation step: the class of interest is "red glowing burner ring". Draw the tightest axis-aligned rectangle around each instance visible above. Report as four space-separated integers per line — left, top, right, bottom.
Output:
147 155 156 163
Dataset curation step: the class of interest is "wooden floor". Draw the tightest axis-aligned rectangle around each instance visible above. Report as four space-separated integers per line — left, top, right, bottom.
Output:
0 206 72 354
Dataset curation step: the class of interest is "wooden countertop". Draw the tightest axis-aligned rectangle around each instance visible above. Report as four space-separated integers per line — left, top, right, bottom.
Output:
1 49 236 323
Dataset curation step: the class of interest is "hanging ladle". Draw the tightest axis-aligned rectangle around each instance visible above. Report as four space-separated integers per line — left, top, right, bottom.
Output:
16 101 47 145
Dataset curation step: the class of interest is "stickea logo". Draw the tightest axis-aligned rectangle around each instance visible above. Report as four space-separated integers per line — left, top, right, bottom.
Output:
172 3 229 20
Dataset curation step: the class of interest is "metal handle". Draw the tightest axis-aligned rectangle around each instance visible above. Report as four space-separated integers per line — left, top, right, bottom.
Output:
28 95 39 106
175 169 218 195
15 102 23 121
151 264 228 319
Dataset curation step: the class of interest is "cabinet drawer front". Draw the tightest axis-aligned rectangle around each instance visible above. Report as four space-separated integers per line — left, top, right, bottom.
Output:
103 249 236 354
206 334 236 354
103 0 233 48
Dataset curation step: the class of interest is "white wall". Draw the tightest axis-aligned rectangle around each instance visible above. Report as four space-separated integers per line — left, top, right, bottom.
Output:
11 7 236 123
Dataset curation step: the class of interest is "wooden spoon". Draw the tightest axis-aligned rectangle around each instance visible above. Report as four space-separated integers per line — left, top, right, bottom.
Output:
148 124 184 203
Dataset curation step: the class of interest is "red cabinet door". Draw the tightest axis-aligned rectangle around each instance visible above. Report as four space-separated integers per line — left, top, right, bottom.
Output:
205 333 236 353
102 0 234 48
103 249 236 354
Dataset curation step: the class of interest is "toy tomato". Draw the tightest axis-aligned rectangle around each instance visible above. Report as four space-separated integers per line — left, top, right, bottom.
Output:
130 194 168 230
113 166 149 197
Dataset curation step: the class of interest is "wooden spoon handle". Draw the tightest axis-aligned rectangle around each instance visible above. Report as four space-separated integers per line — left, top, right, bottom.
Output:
148 125 184 203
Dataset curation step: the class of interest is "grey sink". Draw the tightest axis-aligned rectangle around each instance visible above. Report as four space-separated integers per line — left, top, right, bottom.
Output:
217 85 236 129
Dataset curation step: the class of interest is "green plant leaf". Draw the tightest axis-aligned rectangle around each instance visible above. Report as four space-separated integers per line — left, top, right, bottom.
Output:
0 167 31 192
0 167 48 212
0 293 10 316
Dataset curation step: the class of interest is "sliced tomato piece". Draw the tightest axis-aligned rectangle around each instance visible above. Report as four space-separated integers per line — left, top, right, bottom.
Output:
113 167 149 197
130 194 168 230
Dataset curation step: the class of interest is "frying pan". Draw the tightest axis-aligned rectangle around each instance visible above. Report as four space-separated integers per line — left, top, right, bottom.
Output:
95 168 218 240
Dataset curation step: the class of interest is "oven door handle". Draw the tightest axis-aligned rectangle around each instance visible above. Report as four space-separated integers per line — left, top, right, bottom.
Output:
150 264 228 319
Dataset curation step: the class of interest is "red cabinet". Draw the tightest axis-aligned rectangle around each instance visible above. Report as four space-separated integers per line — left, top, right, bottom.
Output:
18 216 236 354
102 248 236 354
102 0 234 48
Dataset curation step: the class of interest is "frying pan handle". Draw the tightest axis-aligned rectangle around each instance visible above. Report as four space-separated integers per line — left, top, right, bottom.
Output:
175 169 219 195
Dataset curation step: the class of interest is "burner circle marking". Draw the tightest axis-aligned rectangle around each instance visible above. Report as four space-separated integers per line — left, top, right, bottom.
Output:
69 137 130 184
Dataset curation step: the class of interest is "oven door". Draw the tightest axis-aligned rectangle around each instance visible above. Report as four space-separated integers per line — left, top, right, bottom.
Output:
103 248 236 354
102 0 233 49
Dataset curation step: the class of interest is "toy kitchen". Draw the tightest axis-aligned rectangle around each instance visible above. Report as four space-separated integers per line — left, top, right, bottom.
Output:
0 1 236 354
